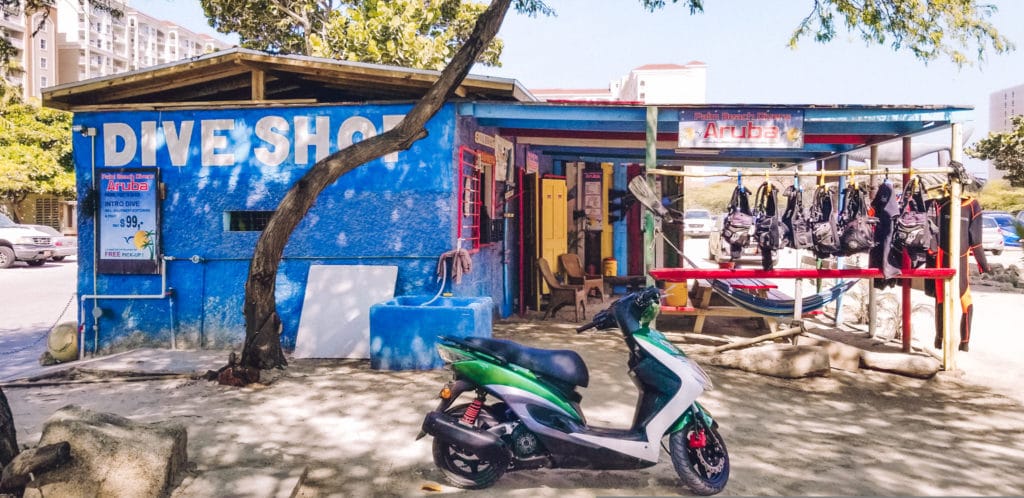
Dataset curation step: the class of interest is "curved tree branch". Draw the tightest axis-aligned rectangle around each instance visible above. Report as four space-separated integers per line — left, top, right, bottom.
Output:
240 0 513 370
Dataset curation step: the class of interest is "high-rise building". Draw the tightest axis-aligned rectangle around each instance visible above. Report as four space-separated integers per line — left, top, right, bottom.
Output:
987 83 1024 181
55 0 229 87
1 0 230 100
530 62 708 104
1 1 58 100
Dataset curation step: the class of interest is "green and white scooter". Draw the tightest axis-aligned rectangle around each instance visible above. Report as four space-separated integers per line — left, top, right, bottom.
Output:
418 286 729 495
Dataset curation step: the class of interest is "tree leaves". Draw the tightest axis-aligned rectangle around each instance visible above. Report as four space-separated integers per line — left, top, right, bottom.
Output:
969 115 1024 188
0 81 74 209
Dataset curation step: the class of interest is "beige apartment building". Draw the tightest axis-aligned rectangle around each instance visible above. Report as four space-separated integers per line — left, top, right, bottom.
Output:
2 0 229 100
1 0 229 231
987 83 1024 181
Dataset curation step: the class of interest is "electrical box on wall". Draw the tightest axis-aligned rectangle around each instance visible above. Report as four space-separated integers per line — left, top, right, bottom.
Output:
483 218 504 243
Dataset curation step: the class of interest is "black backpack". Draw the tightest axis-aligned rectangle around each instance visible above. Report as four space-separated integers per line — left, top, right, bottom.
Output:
753 181 787 270
838 183 877 256
891 177 935 254
782 185 813 250
809 184 841 258
721 185 754 248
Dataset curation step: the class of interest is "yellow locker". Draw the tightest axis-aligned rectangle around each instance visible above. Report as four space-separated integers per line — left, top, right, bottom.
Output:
538 178 567 293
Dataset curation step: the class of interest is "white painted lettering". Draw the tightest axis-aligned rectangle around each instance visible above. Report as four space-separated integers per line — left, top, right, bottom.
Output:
104 122 136 167
254 116 290 166
294 116 330 164
201 119 235 166
141 121 157 166
164 121 194 167
382 114 404 163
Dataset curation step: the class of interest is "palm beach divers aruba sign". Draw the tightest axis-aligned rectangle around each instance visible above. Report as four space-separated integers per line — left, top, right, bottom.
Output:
678 108 804 149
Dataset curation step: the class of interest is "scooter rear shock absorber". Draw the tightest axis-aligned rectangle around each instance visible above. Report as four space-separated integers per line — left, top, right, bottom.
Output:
461 397 484 425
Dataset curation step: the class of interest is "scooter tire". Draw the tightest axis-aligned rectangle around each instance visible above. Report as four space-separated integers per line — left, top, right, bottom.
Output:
431 403 506 489
669 422 730 496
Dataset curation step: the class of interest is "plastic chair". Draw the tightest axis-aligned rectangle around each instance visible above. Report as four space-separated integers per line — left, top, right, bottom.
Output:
558 253 605 302
537 257 586 322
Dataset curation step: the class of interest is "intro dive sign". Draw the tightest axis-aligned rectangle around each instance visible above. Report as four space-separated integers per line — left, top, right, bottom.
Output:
97 167 161 274
678 108 804 149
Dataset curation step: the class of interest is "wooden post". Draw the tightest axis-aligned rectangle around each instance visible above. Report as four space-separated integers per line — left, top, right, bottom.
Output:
644 106 658 288
868 145 879 338
944 123 964 371
712 325 804 353
251 69 265 101
834 155 848 325
902 137 913 353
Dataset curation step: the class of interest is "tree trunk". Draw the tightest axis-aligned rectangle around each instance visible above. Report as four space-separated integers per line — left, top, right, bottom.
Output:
0 387 18 470
239 0 514 370
0 442 71 491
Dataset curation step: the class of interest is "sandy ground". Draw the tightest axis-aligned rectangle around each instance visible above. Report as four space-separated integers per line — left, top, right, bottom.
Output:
3 247 1024 496
5 288 1024 497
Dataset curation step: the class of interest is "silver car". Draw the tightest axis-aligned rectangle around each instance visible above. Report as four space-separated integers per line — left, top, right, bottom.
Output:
20 224 77 261
707 215 779 266
682 209 715 238
981 215 1005 255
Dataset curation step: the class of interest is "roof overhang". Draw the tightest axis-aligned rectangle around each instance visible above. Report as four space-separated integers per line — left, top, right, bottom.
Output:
459 102 973 167
43 48 537 111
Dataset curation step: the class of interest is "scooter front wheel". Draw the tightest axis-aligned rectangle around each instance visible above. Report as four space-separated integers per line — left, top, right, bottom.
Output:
431 403 507 489
669 421 730 495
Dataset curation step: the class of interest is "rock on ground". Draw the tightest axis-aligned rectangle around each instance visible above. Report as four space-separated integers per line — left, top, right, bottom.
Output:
707 344 831 378
861 351 941 379
23 405 187 498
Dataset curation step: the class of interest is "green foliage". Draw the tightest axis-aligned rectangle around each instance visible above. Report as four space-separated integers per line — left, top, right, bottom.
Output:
314 0 501 70
968 115 1024 188
684 179 736 215
788 0 1012 66
0 81 74 213
201 0 508 68
977 178 1024 213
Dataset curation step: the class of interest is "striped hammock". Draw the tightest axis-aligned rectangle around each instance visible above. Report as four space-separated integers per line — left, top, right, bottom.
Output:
710 279 859 318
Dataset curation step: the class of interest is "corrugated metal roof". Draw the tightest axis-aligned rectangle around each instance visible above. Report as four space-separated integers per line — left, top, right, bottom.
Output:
43 47 537 111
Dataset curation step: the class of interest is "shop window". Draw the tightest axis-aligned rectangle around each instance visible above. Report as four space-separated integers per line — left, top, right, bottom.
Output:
457 146 482 250
225 210 274 231
35 197 60 228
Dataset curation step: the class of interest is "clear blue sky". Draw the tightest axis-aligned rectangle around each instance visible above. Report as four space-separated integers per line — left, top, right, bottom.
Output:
134 0 1024 173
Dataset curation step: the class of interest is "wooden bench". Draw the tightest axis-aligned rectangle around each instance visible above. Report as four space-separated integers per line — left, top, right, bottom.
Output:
660 277 788 333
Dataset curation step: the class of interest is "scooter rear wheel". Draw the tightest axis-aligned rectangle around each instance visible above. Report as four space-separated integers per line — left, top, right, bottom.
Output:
432 403 506 489
669 421 730 495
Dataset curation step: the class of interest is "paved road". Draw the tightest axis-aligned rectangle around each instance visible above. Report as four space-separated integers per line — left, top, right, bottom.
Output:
0 258 78 379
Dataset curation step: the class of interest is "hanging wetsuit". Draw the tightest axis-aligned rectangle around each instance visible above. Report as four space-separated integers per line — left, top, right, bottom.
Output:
926 196 989 351
869 181 901 287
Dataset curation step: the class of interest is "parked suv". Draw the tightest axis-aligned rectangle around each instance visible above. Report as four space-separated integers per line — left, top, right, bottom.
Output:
0 213 55 268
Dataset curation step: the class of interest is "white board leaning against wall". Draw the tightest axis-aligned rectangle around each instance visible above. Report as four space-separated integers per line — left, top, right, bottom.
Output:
294 265 399 359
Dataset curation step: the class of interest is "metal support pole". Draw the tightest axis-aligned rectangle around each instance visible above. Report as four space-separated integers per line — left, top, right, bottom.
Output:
901 137 913 353
835 155 848 325
868 145 879 338
944 123 964 371
644 106 658 287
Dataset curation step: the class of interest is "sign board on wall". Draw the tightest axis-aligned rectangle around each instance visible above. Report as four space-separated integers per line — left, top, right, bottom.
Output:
97 167 161 274
678 108 804 149
526 152 539 174
582 170 603 230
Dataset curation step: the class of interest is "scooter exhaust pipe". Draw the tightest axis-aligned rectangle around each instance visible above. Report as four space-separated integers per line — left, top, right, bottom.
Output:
422 412 511 465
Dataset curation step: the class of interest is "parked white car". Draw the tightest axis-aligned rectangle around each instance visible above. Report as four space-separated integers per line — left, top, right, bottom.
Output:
682 209 715 238
20 224 77 261
981 215 1005 255
0 213 55 268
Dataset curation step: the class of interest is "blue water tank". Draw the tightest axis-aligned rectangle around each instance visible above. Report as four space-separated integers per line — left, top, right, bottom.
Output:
369 295 493 370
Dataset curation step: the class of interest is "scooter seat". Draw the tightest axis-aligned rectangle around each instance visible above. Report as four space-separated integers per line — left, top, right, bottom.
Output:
463 337 589 388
